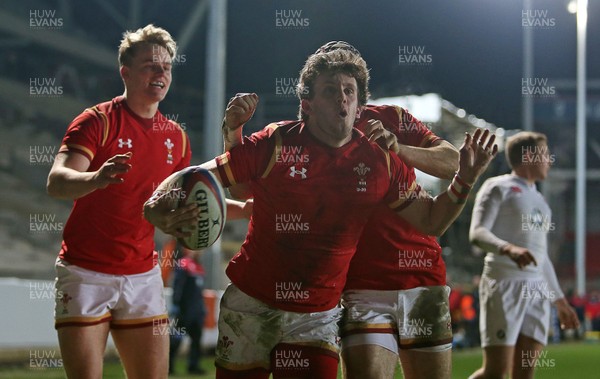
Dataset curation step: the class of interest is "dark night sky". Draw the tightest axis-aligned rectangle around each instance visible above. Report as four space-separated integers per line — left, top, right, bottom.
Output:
8 0 600 131
220 0 599 130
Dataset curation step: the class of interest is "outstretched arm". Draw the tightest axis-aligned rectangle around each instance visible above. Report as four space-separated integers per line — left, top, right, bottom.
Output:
397 129 497 236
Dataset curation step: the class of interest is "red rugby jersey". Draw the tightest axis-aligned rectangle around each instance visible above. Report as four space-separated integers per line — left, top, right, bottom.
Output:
215 121 418 312
345 105 446 290
58 96 191 275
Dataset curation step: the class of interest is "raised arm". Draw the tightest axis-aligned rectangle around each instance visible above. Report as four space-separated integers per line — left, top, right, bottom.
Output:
396 129 497 236
222 93 258 199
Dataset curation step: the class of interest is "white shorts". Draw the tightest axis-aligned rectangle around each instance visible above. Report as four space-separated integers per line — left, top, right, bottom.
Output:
479 276 551 347
215 284 342 371
54 259 168 329
340 286 453 354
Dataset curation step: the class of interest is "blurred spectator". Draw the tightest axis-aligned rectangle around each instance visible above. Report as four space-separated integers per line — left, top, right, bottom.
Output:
586 291 600 332
449 283 463 334
462 276 481 348
168 246 207 375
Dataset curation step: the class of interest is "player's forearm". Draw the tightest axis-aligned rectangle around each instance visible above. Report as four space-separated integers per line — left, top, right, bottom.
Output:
422 192 468 236
541 256 565 301
399 174 473 236
46 167 100 200
222 119 253 199
222 119 244 152
469 226 511 254
226 199 252 220
396 142 458 180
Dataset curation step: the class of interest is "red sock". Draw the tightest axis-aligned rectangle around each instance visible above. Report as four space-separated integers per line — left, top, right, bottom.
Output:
271 343 339 378
216 366 270 379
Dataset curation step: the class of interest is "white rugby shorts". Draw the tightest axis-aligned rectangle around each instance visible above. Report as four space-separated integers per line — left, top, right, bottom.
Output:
215 284 342 371
479 275 551 346
54 259 168 329
341 286 453 354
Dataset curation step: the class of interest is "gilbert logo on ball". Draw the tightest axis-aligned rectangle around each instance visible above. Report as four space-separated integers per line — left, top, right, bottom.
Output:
177 167 226 250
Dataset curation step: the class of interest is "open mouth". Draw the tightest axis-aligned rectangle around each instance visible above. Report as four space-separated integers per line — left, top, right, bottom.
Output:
150 81 165 89
339 110 348 118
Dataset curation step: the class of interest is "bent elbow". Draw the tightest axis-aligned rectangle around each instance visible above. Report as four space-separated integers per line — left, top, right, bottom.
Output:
469 227 484 245
46 172 71 200
46 174 60 198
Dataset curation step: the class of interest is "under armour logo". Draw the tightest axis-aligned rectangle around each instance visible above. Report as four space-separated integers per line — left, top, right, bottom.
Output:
118 138 132 149
289 166 307 179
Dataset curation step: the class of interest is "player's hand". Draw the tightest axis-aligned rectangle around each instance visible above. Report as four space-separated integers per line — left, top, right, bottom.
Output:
223 93 259 130
500 243 538 269
456 128 498 185
555 298 581 330
364 119 400 154
144 190 200 238
92 152 132 189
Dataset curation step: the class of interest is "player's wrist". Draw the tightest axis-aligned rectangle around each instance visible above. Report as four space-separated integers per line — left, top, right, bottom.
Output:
222 117 244 131
222 118 242 143
498 243 511 255
446 173 472 204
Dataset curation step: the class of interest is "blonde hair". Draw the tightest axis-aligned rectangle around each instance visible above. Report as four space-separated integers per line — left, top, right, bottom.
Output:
505 131 548 168
118 24 177 67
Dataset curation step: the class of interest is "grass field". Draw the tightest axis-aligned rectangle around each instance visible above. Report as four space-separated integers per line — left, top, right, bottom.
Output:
1 342 598 378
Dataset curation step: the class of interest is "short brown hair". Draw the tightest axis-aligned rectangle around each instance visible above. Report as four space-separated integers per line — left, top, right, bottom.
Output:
505 131 548 168
297 49 370 120
118 24 177 67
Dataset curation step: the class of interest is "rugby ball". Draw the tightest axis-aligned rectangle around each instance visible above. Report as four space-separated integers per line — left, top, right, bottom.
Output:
177 167 227 250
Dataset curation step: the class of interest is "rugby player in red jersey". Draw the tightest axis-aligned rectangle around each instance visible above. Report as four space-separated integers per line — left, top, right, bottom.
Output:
47 25 250 379
145 48 497 379
225 41 461 379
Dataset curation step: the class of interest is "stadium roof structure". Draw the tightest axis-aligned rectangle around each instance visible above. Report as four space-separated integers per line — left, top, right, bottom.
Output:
370 93 504 151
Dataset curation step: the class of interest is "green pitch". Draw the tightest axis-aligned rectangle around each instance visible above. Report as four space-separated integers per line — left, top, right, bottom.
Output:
0 342 598 378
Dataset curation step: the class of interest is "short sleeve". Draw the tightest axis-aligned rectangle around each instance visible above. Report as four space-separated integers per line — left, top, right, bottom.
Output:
58 109 106 162
174 129 192 171
395 106 441 147
215 126 279 187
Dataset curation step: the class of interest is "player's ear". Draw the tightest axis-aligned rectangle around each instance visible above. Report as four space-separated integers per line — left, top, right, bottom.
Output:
120 65 129 81
521 149 533 164
356 105 363 119
301 99 311 116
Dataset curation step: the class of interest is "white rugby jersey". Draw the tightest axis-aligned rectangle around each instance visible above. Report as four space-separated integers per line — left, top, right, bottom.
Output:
470 174 563 300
